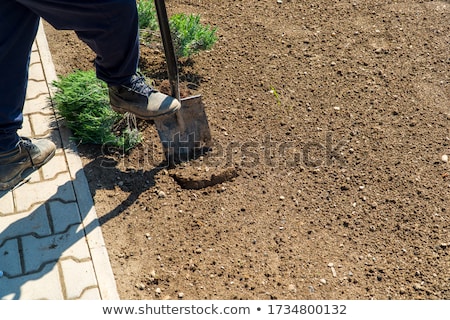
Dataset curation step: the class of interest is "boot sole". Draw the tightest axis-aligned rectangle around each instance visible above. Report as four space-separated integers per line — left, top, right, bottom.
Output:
0 149 56 191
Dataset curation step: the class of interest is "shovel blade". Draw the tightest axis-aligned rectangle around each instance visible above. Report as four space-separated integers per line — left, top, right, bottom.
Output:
154 94 212 164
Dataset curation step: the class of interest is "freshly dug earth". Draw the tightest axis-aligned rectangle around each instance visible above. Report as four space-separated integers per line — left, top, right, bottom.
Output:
44 0 449 300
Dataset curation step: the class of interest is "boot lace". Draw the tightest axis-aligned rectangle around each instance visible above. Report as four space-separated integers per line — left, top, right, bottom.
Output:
19 137 37 166
127 74 154 97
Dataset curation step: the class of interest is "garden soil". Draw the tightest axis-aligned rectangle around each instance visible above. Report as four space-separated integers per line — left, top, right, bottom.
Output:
44 0 449 300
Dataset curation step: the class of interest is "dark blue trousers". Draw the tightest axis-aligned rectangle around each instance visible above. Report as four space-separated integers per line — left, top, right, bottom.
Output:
0 0 140 152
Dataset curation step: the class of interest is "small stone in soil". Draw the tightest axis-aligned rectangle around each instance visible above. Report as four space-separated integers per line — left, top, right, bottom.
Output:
136 283 146 290
158 191 167 198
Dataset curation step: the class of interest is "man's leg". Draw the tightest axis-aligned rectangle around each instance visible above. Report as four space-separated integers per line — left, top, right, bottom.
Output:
0 0 56 190
18 0 180 119
0 0 40 152
17 0 139 85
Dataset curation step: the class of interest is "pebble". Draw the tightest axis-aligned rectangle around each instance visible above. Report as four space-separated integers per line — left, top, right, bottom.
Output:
279 195 285 200
178 292 185 299
442 154 448 163
277 0 283 4
328 263 337 277
155 288 162 294
158 191 167 198
288 284 297 292
320 278 327 285
137 283 146 290
413 283 423 290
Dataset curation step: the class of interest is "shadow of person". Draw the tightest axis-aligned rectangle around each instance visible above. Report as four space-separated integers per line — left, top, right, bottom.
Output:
79 153 165 225
0 163 162 299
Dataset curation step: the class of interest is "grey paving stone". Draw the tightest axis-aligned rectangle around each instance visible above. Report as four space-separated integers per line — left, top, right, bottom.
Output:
18 115 33 137
48 201 82 234
25 81 48 102
28 59 45 81
0 205 51 243
23 94 54 116
13 172 76 212
27 165 44 184
0 263 64 300
78 287 102 300
21 224 91 274
29 113 57 137
41 153 69 180
29 50 41 65
60 258 99 299
0 239 21 277
0 192 15 214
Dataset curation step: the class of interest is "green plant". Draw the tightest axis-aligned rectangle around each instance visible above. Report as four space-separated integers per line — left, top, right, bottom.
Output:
136 2 218 57
270 85 281 106
137 0 158 30
52 70 141 150
137 0 159 45
170 13 218 58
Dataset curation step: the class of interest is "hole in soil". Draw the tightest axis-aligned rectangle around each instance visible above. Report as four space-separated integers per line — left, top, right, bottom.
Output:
170 165 238 190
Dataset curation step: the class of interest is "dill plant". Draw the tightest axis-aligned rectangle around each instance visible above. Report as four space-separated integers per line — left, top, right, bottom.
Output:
136 1 218 58
137 0 158 30
170 13 218 58
52 70 141 151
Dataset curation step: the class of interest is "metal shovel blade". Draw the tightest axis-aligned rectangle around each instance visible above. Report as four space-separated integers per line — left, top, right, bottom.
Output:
154 94 212 164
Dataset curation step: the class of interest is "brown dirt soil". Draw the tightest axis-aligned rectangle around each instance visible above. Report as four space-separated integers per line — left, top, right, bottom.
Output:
44 0 449 300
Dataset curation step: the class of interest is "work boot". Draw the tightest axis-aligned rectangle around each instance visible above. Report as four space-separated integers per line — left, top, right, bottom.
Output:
0 137 56 191
108 74 181 119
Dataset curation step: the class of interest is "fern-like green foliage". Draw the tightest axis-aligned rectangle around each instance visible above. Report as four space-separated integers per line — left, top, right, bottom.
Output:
137 0 158 30
170 13 218 58
136 1 218 57
52 70 141 151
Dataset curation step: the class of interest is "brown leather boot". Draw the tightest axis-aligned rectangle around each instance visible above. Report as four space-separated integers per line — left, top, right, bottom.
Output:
0 137 56 191
108 74 180 119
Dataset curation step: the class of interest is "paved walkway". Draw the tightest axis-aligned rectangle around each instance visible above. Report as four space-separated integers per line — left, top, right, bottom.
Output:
0 22 119 300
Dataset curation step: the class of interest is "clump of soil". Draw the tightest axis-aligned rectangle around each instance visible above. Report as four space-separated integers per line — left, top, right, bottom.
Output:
170 161 238 190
